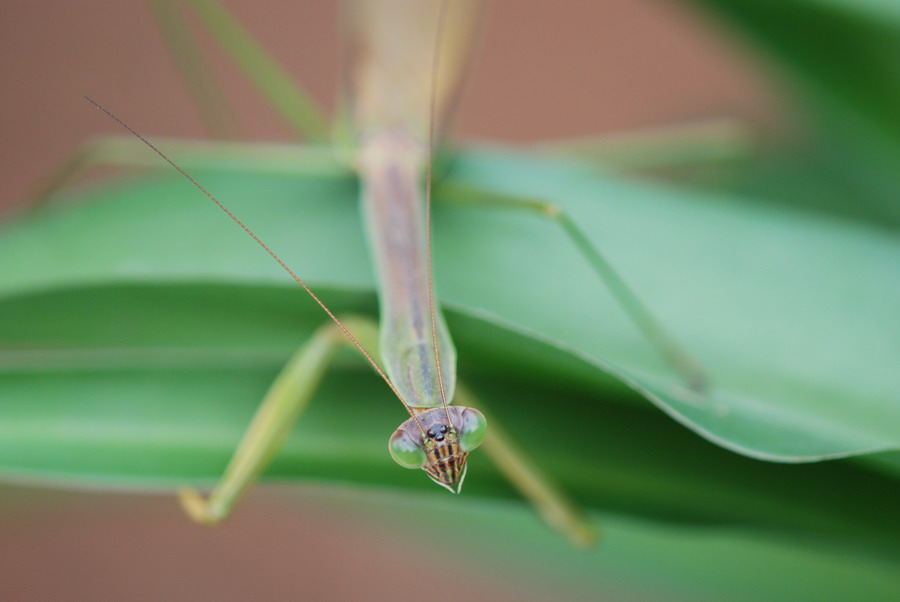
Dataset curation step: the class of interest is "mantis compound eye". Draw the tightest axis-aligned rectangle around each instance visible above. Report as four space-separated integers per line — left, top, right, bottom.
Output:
456 407 487 452
388 428 428 469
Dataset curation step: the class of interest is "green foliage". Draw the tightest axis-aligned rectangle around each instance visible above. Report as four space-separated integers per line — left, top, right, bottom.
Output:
1 150 899 589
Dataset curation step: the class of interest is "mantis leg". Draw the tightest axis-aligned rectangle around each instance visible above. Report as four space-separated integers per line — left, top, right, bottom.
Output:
438 181 707 393
180 317 377 525
31 136 345 205
535 117 751 176
454 382 597 548
179 0 329 142
149 0 328 142
56 0 334 203
149 0 239 139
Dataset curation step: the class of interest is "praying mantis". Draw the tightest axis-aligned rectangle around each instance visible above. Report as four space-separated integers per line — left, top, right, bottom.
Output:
37 0 716 547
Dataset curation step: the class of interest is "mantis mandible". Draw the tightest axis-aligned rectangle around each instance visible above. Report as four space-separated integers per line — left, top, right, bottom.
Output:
73 0 709 547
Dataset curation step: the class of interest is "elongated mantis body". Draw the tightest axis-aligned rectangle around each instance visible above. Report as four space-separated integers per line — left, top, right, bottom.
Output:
84 0 581 541
347 0 481 491
71 0 711 547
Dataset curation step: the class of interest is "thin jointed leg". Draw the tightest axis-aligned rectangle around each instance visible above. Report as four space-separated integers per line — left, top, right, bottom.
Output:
31 135 343 205
180 320 347 525
149 0 239 139
535 117 750 174
438 181 707 393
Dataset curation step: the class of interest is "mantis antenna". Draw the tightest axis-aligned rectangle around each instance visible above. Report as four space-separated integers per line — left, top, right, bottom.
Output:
83 95 427 436
425 0 453 425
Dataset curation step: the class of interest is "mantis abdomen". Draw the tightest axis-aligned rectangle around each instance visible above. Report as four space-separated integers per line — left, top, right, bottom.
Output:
345 0 480 409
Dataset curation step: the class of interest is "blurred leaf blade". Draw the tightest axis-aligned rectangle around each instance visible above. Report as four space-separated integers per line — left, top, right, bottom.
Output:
444 148 900 460
3 283 900 557
1 143 899 563
0 130 898 578
1 147 899 466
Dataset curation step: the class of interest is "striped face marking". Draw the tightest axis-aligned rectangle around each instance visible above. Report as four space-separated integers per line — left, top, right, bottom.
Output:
422 424 468 493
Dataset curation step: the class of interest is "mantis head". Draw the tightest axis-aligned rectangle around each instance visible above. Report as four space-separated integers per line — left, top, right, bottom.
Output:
388 406 487 493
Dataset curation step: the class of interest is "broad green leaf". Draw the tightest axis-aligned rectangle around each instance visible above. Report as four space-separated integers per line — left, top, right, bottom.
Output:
2 147 899 461
1 148 899 554
446 148 900 461
2 284 900 554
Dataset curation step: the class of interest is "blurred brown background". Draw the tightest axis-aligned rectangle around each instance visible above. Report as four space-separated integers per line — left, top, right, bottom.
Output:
0 0 777 211
0 1 776 600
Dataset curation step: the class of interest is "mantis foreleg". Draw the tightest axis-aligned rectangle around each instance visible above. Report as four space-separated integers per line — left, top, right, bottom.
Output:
176 313 595 547
180 316 378 525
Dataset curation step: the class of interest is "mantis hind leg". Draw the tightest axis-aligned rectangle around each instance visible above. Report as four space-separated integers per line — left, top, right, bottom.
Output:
437 180 708 394
31 136 344 205
534 117 751 178
153 0 328 142
46 0 335 205
149 0 239 139
180 318 364 525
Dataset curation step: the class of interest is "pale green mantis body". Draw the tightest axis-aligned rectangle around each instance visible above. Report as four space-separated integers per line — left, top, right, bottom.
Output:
70 0 714 547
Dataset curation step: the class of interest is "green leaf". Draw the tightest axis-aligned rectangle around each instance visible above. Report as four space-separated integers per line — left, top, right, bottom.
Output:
1 148 898 554
443 149 900 461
